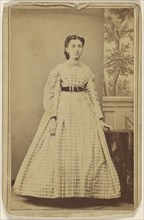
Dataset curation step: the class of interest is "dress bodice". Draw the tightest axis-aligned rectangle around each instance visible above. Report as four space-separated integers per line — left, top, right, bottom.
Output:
43 61 103 121
55 61 90 88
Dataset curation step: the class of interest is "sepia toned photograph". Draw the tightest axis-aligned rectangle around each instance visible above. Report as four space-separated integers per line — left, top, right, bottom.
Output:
2 1 142 218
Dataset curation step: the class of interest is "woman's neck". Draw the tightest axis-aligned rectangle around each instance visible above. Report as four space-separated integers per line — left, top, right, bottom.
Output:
67 58 80 66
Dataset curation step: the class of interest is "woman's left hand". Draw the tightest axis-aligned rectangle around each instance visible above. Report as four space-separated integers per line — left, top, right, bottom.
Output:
99 119 113 131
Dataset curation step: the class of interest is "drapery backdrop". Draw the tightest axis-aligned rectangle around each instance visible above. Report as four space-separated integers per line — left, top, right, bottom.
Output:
103 8 134 130
10 7 104 180
104 8 134 97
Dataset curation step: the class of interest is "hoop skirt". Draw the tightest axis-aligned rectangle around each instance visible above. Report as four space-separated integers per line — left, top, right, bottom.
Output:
13 61 121 198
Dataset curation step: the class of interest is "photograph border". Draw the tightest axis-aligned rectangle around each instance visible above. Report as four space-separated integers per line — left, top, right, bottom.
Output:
2 1 142 218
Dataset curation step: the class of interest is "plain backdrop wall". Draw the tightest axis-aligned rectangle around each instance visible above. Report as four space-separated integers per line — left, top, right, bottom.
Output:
10 7 104 180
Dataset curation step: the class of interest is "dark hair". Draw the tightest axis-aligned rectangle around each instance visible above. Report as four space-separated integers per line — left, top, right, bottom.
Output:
64 35 85 60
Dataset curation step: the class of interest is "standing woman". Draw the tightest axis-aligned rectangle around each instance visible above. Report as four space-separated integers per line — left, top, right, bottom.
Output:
14 35 121 199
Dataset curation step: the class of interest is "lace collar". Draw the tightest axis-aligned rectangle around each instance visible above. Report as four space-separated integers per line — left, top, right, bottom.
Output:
66 60 82 67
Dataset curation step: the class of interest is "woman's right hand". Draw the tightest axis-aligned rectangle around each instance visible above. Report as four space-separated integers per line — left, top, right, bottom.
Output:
49 117 57 135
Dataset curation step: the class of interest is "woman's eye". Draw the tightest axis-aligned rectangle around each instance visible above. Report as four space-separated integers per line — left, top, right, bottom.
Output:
72 45 75 48
78 45 82 48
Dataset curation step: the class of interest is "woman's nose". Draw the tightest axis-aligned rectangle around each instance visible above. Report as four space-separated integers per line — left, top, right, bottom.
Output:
75 47 79 52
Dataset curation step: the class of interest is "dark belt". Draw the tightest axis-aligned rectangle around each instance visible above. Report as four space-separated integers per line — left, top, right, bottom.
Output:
61 86 84 92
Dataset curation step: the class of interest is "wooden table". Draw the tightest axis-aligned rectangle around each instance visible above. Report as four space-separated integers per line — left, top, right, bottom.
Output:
105 130 134 203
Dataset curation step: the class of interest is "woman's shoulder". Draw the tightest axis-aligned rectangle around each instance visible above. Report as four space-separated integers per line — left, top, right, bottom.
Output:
48 62 66 77
54 62 68 72
81 62 94 78
81 62 91 71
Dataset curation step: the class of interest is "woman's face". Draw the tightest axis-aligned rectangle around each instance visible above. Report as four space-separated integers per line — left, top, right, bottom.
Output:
66 39 84 60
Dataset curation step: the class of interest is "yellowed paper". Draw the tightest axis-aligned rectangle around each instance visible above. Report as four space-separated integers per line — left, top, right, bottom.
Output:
2 1 142 218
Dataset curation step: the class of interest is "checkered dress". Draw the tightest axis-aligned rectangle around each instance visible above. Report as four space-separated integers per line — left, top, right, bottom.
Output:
13 61 121 198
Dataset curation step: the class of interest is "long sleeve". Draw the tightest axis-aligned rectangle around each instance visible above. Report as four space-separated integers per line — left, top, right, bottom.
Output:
86 69 103 120
43 69 60 120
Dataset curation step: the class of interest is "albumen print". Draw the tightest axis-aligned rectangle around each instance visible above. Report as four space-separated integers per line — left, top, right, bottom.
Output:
2 1 141 218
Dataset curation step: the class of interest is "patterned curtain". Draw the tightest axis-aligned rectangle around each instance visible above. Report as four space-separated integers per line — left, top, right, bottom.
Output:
104 9 134 97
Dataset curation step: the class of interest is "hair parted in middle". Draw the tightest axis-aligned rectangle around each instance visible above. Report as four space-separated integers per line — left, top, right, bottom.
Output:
64 34 85 60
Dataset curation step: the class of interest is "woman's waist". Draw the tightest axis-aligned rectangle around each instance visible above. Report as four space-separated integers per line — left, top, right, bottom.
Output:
61 86 85 92
59 92 87 108
58 92 88 112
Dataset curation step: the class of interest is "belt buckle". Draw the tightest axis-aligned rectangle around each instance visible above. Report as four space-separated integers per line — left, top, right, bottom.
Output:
71 86 74 92
69 86 73 92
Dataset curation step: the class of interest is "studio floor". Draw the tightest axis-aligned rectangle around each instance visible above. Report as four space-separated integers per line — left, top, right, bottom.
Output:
9 187 135 218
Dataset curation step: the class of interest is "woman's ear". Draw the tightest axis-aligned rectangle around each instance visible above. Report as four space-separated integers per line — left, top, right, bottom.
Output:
65 47 68 53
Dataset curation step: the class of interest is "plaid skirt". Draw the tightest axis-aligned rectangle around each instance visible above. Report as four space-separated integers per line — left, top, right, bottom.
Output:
13 92 121 198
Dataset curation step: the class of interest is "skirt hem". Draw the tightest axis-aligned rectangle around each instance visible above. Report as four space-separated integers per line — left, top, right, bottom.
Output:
13 189 121 199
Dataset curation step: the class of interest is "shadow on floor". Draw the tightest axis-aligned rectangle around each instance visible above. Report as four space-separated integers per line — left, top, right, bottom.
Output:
23 197 122 209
